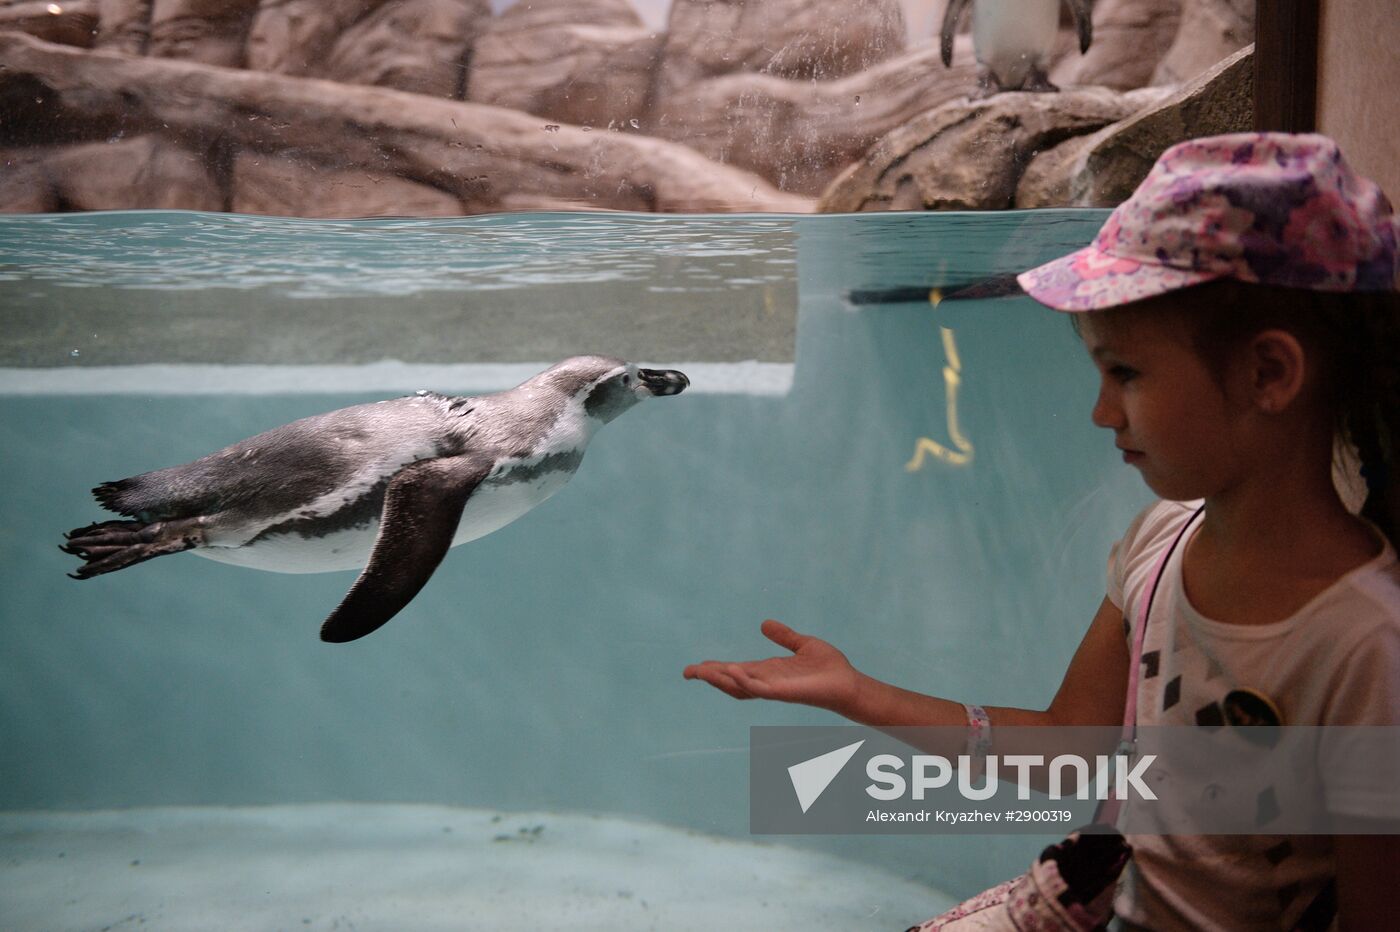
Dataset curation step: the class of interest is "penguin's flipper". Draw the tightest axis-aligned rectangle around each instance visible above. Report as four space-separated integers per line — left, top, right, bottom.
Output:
319 454 493 644
1068 0 1094 53
939 0 972 67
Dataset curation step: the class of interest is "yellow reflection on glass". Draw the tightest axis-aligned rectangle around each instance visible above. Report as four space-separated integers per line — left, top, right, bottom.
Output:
906 324 974 471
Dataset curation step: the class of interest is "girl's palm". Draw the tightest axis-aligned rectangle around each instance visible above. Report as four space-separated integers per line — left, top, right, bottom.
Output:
683 619 859 715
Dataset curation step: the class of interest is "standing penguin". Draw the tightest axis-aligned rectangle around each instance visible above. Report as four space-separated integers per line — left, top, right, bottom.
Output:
940 0 1093 94
62 356 689 643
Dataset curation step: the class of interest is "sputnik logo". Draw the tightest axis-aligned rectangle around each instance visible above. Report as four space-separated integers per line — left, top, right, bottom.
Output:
787 740 865 813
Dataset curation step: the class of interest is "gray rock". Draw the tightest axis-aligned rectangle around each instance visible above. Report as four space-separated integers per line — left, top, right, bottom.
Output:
1152 0 1253 85
486 0 642 32
1013 88 1176 205
245 0 383 76
0 0 1262 217
819 85 1158 212
655 0 905 103
0 135 223 211
1049 0 1182 91
321 0 489 98
148 0 258 66
0 147 58 212
466 0 657 127
94 0 151 54
0 0 98 48
232 150 466 216
0 31 812 214
1060 42 1253 206
1014 132 1097 209
655 41 979 195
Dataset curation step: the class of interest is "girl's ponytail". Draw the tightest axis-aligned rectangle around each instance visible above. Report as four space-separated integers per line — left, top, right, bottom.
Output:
1337 291 1400 549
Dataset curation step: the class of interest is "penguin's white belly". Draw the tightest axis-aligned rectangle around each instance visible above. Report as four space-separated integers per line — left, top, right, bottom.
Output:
196 525 379 573
193 460 576 575
454 467 574 546
973 0 1060 86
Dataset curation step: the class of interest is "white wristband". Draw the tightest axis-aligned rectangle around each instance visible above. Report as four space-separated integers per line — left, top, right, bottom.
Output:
964 703 991 777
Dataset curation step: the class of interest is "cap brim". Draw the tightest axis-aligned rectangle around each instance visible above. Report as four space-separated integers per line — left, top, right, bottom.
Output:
1017 245 1222 312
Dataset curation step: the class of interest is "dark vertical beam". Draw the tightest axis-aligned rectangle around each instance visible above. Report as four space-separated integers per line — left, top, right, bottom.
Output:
1254 0 1321 132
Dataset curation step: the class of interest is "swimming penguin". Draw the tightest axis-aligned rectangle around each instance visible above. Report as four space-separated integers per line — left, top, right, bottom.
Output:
940 0 1093 94
61 356 689 643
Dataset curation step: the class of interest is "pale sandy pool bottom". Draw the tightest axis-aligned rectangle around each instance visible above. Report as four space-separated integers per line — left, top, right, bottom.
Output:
0 804 956 931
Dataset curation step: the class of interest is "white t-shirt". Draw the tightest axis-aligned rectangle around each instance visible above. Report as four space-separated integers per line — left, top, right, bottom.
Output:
1106 500 1400 931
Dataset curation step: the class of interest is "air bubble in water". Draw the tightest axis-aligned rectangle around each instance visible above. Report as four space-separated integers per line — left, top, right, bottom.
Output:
69 349 80 358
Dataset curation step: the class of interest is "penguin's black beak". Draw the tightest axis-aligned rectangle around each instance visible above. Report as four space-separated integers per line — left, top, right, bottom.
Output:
638 368 689 396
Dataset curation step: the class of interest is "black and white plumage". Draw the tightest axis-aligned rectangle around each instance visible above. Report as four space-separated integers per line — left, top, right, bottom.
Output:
62 356 689 643
940 0 1093 94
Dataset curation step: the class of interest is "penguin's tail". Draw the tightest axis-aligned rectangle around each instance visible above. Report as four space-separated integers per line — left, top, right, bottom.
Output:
92 477 158 517
60 517 204 579
93 479 132 513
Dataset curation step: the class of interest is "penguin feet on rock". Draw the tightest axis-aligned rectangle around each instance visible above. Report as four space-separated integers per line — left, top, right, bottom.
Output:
972 70 1000 99
974 65 1058 97
1021 66 1061 93
971 63 1058 98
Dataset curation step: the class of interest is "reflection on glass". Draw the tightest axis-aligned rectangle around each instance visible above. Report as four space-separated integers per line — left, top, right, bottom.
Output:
907 324 975 470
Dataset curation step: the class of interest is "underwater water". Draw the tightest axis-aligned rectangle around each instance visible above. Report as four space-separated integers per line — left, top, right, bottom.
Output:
0 210 1152 930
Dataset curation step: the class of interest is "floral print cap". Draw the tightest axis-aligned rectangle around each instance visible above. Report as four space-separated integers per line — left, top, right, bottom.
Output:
1017 132 1400 312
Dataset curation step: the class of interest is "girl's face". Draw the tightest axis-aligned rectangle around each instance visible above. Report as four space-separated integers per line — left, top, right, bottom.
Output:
1077 302 1251 502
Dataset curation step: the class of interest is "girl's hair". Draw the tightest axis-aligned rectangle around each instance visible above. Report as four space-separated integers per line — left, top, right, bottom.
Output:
1182 279 1400 548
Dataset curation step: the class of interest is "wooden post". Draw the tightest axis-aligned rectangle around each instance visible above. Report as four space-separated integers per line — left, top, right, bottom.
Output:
1254 0 1321 132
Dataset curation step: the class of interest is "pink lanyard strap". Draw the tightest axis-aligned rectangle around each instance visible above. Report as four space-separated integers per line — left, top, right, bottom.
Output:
1100 504 1204 826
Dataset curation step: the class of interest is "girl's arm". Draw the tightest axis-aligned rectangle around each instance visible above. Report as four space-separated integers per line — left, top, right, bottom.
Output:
684 595 1130 729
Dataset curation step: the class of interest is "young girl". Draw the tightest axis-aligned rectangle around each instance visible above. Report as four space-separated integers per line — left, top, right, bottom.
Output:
684 134 1400 930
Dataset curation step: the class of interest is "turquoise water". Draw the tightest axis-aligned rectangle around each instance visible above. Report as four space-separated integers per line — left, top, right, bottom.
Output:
0 210 1151 928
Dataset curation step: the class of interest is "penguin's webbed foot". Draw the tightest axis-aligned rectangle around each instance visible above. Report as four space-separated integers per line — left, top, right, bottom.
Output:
61 518 201 579
63 518 145 542
1022 67 1060 93
971 69 1001 100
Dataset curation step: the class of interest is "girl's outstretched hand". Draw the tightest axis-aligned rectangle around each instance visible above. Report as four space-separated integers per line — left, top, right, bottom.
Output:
683 619 862 716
